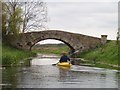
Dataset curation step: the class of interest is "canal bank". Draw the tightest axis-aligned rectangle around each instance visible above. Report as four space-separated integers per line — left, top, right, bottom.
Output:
2 40 119 70
76 41 119 70
32 41 119 70
73 58 119 70
2 43 36 66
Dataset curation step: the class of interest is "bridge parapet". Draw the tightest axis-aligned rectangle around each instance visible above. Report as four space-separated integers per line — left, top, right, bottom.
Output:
7 30 107 53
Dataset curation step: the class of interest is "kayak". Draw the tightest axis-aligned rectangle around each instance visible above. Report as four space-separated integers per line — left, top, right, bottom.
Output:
58 66 71 70
57 62 72 67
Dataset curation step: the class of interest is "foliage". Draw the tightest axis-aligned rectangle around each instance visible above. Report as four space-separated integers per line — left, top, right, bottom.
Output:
2 2 23 36
2 12 7 36
2 43 36 65
9 7 23 34
78 41 118 65
32 44 70 55
2 0 47 37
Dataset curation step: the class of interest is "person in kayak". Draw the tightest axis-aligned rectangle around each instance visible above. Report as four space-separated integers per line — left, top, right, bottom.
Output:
59 52 70 63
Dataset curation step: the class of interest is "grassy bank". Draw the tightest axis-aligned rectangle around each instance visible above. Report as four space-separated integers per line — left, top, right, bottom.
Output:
32 44 70 55
3 40 118 69
78 40 119 69
2 43 36 66
32 41 119 69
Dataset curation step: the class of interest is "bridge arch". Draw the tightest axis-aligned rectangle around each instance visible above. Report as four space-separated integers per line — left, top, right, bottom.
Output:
7 30 107 53
30 38 75 53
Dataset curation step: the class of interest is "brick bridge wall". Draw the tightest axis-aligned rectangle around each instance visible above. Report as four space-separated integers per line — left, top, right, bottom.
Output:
7 30 107 53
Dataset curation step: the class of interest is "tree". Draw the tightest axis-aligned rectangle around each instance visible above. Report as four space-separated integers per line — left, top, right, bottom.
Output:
2 12 7 36
21 1 47 33
2 0 47 35
2 2 7 36
2 1 23 35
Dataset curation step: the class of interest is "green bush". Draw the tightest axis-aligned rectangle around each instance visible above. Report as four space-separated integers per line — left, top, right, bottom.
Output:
2 43 36 65
78 40 119 65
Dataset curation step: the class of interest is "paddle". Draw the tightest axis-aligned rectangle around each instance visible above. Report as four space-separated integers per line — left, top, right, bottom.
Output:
52 62 59 66
52 50 79 66
52 63 57 66
68 50 79 57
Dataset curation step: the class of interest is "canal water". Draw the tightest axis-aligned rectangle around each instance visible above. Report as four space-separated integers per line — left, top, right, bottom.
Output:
2 54 119 88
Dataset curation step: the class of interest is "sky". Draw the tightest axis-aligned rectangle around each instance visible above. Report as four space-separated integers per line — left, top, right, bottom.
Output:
39 0 118 44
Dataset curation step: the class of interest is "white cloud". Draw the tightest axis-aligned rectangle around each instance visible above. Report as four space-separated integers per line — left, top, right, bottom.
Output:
43 0 119 2
46 2 118 40
40 1 118 44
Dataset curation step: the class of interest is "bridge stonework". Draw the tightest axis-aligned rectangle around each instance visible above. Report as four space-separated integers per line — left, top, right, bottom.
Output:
7 30 107 53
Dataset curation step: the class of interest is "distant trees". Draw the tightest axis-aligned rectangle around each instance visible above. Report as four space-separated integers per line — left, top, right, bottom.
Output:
2 0 47 37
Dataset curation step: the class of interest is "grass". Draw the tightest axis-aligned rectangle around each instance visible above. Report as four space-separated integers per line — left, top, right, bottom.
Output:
2 43 36 66
32 41 119 69
77 40 119 69
32 44 70 55
2 40 119 69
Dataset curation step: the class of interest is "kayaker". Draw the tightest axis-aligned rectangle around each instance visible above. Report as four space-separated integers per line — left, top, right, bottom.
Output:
59 52 70 63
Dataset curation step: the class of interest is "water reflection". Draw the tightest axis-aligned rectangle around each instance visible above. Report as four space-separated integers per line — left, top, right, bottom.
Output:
2 54 119 88
2 67 20 89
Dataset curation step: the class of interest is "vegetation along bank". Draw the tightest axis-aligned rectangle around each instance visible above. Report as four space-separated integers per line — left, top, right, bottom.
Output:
2 43 36 66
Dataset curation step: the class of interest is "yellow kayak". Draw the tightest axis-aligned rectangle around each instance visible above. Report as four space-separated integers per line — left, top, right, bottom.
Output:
58 66 71 70
57 62 72 67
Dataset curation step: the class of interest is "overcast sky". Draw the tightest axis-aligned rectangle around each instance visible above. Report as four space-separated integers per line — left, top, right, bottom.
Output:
40 0 118 44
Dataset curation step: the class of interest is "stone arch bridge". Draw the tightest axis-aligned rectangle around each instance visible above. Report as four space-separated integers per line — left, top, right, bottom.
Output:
7 30 107 53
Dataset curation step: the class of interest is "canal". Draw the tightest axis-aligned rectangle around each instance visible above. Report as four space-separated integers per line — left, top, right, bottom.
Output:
2 54 119 89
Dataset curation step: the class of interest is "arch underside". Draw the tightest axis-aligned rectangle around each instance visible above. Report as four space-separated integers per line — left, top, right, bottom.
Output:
30 38 75 53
